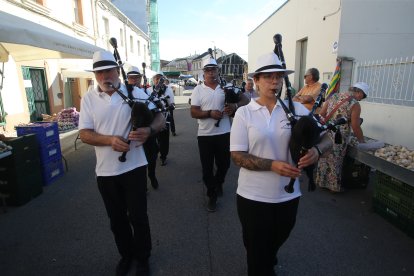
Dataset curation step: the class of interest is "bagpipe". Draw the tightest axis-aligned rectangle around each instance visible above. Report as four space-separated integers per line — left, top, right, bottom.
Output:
150 75 174 121
207 48 245 127
109 37 155 162
272 34 347 193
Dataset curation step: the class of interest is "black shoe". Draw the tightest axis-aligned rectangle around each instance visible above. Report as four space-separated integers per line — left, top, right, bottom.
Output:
207 198 217 212
150 177 159 189
161 159 167 166
136 259 150 276
172 132 176 136
116 257 132 276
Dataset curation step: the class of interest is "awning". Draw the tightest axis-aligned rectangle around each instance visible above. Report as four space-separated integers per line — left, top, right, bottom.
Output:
61 69 95 79
0 11 104 62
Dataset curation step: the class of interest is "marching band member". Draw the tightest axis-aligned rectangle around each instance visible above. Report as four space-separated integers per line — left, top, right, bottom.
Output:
79 51 164 276
230 52 328 275
148 72 175 166
190 56 248 212
127 66 160 190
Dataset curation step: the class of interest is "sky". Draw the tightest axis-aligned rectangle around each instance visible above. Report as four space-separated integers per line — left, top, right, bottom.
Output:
157 0 287 62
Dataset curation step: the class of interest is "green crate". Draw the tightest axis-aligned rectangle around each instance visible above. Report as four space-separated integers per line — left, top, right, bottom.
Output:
373 198 414 238
375 171 414 198
373 171 414 219
374 186 414 219
342 156 370 189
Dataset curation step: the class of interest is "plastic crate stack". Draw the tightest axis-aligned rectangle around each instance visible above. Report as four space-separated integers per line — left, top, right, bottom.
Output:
15 122 64 185
373 171 414 238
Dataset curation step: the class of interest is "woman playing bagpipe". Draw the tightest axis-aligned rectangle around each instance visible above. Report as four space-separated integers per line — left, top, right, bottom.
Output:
229 47 332 274
190 51 248 212
78 47 165 275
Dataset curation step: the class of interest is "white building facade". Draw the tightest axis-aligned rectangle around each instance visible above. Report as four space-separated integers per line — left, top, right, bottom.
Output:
0 0 150 133
248 0 414 148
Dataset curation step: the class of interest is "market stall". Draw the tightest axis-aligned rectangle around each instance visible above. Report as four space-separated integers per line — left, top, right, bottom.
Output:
346 143 414 237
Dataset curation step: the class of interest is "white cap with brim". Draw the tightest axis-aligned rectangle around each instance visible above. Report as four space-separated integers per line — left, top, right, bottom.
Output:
353 82 369 98
203 57 219 69
248 52 294 78
87 50 120 72
126 65 141 76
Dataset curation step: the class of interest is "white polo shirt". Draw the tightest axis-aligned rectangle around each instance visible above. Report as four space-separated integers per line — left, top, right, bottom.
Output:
191 83 231 136
79 84 149 176
230 99 309 203
147 86 175 105
164 87 175 105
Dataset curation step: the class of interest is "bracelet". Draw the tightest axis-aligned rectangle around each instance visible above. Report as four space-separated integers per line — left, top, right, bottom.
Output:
207 110 211 118
314 145 322 156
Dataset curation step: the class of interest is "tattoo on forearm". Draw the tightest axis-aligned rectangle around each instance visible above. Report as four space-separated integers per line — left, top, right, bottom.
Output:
232 152 272 171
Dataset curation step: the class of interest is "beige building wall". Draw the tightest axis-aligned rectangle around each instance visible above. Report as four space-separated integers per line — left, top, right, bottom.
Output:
0 0 150 133
248 0 341 92
248 0 414 148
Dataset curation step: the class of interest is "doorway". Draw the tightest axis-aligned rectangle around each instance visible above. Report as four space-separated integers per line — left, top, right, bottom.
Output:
296 38 308 90
21 66 50 122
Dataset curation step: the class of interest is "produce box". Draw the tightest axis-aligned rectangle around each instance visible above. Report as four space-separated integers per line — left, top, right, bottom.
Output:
15 122 59 145
373 171 414 238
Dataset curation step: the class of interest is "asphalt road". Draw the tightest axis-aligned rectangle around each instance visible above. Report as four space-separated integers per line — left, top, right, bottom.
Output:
1 105 414 276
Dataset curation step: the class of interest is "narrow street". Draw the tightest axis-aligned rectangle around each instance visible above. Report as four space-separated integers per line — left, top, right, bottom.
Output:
1 104 414 276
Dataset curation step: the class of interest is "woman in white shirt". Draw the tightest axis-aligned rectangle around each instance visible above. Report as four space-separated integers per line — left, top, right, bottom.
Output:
230 52 331 276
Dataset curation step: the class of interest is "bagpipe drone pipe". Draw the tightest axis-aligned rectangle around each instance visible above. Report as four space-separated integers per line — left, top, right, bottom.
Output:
272 34 347 193
109 37 154 162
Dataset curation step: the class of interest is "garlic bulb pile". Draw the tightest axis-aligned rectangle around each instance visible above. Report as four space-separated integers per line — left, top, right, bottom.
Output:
374 145 414 170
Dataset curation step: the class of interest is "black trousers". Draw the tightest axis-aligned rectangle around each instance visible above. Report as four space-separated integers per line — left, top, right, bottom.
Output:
97 166 151 261
197 133 230 199
237 195 300 276
157 123 170 161
143 137 158 179
169 109 176 134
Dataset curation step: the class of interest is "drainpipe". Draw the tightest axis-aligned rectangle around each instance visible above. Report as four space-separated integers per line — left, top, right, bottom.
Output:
92 0 99 46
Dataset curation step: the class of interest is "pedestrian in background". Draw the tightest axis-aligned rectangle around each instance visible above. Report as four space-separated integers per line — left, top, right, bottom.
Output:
244 78 259 101
190 56 248 212
79 51 165 276
316 82 368 193
164 78 177 136
230 52 331 275
293 68 322 111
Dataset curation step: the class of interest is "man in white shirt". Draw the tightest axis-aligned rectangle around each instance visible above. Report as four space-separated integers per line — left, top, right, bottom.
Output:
148 72 175 166
190 57 248 212
243 78 259 101
79 51 164 276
